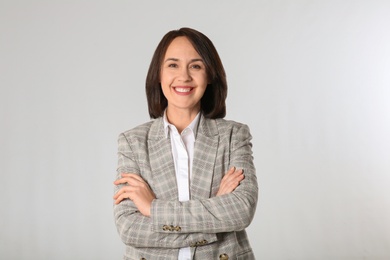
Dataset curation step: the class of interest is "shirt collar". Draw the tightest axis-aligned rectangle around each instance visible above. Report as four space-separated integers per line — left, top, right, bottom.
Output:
163 110 201 138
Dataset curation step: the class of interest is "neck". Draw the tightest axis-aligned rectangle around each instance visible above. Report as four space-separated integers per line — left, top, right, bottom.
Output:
166 107 200 133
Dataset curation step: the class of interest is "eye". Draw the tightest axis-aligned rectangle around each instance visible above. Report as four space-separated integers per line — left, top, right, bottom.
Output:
167 63 178 68
190 64 202 69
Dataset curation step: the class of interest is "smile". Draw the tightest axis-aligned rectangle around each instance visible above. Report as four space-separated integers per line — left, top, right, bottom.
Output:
173 87 194 94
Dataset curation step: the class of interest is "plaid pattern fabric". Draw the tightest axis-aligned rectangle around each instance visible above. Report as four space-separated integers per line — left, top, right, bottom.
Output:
114 115 258 260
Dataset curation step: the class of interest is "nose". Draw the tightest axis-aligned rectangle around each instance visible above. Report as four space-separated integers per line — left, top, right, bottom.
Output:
179 67 192 81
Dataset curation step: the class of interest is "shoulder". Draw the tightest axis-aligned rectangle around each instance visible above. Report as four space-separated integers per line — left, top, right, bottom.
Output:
199 116 251 140
122 120 154 137
118 118 163 143
213 118 251 135
214 118 247 128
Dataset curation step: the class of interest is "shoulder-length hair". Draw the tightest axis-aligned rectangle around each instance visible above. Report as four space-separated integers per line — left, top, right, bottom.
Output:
146 27 227 119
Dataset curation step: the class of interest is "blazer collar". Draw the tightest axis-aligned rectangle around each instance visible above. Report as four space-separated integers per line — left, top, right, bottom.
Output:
148 117 166 140
191 114 220 199
197 113 219 138
147 117 178 199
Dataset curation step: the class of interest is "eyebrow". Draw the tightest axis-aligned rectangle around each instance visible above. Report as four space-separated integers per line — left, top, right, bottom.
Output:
164 58 204 63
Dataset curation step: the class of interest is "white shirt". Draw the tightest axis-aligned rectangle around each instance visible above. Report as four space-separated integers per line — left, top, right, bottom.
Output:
163 111 200 260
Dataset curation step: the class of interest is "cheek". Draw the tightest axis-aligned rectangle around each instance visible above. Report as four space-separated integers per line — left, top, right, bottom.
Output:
200 72 209 85
199 75 209 89
160 85 170 100
160 71 174 85
160 79 173 94
160 82 169 95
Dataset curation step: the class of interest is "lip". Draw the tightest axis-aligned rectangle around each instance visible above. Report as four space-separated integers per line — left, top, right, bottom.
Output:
173 86 194 96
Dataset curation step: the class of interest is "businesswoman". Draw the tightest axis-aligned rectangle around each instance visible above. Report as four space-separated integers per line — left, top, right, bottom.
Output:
113 27 258 260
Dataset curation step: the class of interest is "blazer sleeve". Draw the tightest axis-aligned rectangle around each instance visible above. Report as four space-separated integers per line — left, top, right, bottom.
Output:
113 133 218 248
150 123 259 234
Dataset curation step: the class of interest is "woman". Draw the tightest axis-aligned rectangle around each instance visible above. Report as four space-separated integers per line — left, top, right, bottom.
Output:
113 27 258 260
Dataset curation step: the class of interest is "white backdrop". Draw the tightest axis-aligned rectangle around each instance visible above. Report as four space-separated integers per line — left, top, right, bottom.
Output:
1 1 389 259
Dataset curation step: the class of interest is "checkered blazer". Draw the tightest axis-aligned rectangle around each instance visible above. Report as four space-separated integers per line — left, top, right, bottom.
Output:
114 114 258 260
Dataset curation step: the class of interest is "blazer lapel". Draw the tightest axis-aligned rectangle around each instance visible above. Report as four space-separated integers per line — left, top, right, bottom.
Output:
147 118 179 200
191 115 219 200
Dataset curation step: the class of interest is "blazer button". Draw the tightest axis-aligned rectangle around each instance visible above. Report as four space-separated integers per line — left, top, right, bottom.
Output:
140 258 146 260
169 225 175 231
174 226 181 231
219 253 229 260
162 225 169 231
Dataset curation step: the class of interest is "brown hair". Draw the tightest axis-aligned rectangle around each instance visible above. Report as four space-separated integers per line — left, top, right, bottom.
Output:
146 27 227 119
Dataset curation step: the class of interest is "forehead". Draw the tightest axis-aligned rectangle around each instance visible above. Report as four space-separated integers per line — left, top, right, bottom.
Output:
164 36 201 59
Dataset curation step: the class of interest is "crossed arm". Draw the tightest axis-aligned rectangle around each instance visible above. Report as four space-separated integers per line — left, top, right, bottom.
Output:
113 168 245 248
113 124 258 248
113 166 244 216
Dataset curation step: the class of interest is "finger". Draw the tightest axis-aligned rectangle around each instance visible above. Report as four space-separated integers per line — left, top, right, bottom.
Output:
222 168 242 183
233 173 245 185
221 167 236 183
113 188 124 199
113 190 123 199
217 168 244 196
229 169 243 180
121 174 147 185
114 194 124 204
113 185 133 199
226 166 236 176
114 176 143 186
113 177 132 185
232 168 243 175
222 172 244 191
114 186 134 202
114 192 132 204
223 180 241 193
121 173 144 181
229 170 245 185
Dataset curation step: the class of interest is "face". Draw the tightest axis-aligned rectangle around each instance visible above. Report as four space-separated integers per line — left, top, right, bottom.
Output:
160 36 208 116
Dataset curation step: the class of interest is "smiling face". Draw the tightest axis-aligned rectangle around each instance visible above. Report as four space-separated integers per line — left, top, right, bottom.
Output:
160 36 208 117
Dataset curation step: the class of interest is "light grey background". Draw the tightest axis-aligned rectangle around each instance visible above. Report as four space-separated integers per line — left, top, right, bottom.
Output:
1 1 389 259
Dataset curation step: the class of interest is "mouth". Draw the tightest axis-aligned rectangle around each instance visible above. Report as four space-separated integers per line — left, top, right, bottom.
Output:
173 87 194 95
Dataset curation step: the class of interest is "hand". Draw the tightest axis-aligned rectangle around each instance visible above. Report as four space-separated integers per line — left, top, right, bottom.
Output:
216 167 244 196
113 173 156 217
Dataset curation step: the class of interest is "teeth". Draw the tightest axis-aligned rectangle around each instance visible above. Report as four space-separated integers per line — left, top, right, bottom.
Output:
175 88 192 92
